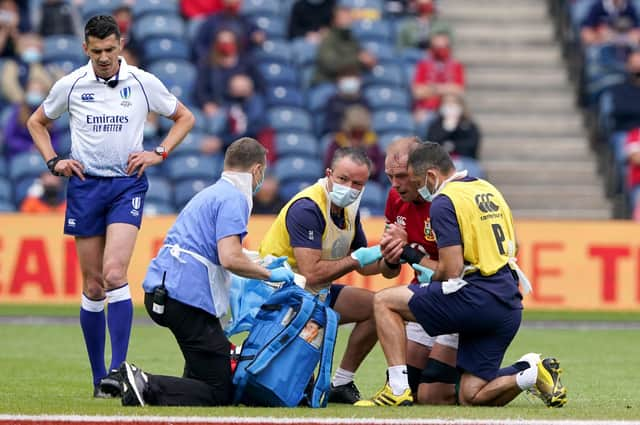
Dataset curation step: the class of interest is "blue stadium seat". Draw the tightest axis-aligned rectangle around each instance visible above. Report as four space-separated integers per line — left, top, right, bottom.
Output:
258 62 299 88
132 0 179 18
352 19 392 43
274 157 323 184
255 40 291 64
133 14 185 42
45 59 84 76
9 152 48 181
241 0 281 16
268 107 312 132
253 15 286 40
164 155 222 182
0 156 7 177
362 41 396 64
172 132 209 157
275 132 318 158
400 47 424 65
173 178 210 209
142 37 190 63
148 59 196 103
378 132 411 151
372 110 415 134
364 85 410 110
291 38 318 67
42 36 85 63
0 177 11 203
187 16 206 43
0 200 16 212
14 177 37 205
81 0 124 20
143 201 175 216
306 83 336 113
279 180 314 201
339 0 383 10
51 111 70 133
57 131 72 157
160 107 208 133
265 85 304 108
365 63 406 87
361 180 386 209
146 175 173 204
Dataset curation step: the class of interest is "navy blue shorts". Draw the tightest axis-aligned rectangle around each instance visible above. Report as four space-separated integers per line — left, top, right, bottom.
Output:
408 282 522 381
328 284 344 309
64 175 149 237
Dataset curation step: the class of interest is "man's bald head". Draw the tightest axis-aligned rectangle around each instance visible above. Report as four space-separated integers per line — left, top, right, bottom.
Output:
384 137 423 203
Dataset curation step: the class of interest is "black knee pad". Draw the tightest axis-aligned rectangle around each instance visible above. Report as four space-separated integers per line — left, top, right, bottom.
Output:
420 358 460 384
407 365 422 394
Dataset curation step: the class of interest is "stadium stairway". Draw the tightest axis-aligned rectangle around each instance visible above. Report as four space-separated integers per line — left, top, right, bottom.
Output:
440 0 612 219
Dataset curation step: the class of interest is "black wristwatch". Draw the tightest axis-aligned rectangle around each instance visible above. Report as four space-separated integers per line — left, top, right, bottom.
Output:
46 156 63 176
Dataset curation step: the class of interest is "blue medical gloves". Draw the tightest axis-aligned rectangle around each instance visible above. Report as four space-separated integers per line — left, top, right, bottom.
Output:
265 256 288 269
351 245 382 267
411 263 434 284
267 266 295 284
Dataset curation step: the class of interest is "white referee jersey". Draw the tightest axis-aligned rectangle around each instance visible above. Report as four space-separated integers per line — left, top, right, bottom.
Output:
43 57 177 177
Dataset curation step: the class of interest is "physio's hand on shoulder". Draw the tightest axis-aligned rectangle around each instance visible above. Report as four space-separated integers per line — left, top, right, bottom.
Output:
55 159 85 180
411 263 434 284
126 151 163 178
267 266 295 284
351 245 382 267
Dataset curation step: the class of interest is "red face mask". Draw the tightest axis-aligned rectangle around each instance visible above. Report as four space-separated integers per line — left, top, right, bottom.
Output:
432 46 450 61
417 2 434 16
116 18 130 34
349 128 366 141
216 41 237 56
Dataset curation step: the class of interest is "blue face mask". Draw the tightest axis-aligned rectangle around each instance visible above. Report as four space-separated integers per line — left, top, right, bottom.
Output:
329 181 361 208
253 169 265 195
418 175 439 202
21 48 42 64
25 91 44 108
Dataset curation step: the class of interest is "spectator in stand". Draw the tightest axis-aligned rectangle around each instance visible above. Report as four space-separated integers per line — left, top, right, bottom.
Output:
323 69 370 135
581 0 640 46
252 172 286 214
37 0 80 37
426 94 480 160
412 30 464 132
397 0 452 50
312 5 377 86
220 74 268 149
193 0 265 62
325 105 384 180
0 32 52 104
113 5 139 56
194 29 262 117
20 171 66 213
4 78 60 160
624 128 640 219
181 0 223 19
608 49 640 132
0 0 21 59
287 0 336 42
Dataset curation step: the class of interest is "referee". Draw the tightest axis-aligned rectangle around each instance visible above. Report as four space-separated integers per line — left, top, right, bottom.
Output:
27 15 195 397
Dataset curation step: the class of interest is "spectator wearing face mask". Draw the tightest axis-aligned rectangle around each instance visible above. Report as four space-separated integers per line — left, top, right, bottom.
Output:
112 5 139 56
325 105 383 180
220 74 267 149
581 0 640 46
312 5 377 86
322 70 370 135
288 0 336 43
426 94 480 160
397 0 452 50
0 0 21 59
412 30 465 131
193 0 265 63
0 32 52 104
20 171 67 213
608 49 640 132
4 78 61 160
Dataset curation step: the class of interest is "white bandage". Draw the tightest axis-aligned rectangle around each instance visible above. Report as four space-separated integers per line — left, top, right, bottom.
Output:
406 321 435 347
434 333 459 349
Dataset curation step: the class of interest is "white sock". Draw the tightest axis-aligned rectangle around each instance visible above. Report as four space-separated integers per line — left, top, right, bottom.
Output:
516 365 538 390
332 368 355 387
387 365 409 396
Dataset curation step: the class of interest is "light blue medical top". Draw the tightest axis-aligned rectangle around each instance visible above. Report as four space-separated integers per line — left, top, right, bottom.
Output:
142 178 249 315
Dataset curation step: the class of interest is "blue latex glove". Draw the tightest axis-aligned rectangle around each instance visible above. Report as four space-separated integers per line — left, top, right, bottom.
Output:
265 256 288 269
411 263 434 284
351 245 382 267
267 266 295 284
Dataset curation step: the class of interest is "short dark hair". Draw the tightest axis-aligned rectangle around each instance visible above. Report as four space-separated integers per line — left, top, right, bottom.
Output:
330 147 373 171
224 137 267 170
84 15 120 42
408 142 455 177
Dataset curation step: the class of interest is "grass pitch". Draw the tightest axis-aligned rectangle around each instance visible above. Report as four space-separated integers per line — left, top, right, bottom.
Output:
0 307 639 420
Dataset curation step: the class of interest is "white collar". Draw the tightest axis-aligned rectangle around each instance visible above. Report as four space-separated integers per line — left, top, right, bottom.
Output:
432 170 468 199
221 171 253 212
86 56 129 84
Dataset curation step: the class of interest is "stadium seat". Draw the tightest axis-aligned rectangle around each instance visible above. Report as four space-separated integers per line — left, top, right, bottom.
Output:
339 0 383 10
0 200 16 212
291 38 318 67
0 156 7 177
143 201 175 216
56 131 72 157
51 111 70 133
241 0 281 16
45 59 84 76
132 0 179 19
187 17 205 43
164 155 222 182
14 177 36 205
372 110 415 134
279 180 315 201
133 14 185 42
364 85 410 110
148 60 196 103
9 152 48 181
255 40 291 64
81 0 124 20
0 177 11 203
360 180 386 209
362 41 396 64
258 62 299 88
160 107 208 133
169 131 208 157
142 37 190 63
352 19 392 43
173 178 210 210
253 15 286 40
275 132 319 158
42 35 85 63
265 85 304 108
400 47 424 65
365 63 406 87
274 157 323 184
378 132 411 151
306 83 336 113
146 176 173 204
268 107 313 133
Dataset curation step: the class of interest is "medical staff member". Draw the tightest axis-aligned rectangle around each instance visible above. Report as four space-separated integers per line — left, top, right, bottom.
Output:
27 15 194 398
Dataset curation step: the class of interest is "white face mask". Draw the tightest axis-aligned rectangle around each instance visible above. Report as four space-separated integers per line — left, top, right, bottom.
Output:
417 174 439 202
441 103 462 118
337 76 361 96
329 181 361 208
